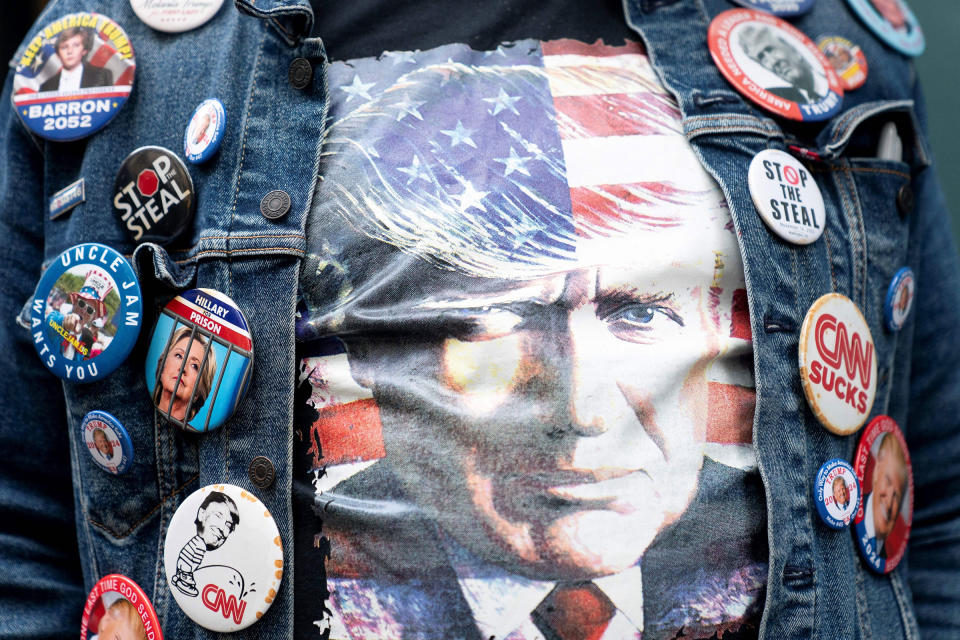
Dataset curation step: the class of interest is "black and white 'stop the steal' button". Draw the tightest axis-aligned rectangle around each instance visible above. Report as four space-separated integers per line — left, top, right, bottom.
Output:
748 149 825 245
113 146 195 246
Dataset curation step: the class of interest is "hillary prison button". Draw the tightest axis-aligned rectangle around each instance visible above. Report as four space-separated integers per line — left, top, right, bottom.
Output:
884 267 915 332
749 149 825 245
815 458 860 529
818 36 868 91
31 243 143 383
164 483 283 632
145 288 253 432
897 183 914 217
260 190 290 220
82 573 163 640
853 415 914 574
130 0 225 33
184 98 226 164
249 456 275 490
845 0 924 57
708 9 844 122
288 57 313 90
49 178 85 220
81 410 133 475
11 12 136 142
799 293 877 435
729 0 815 17
114 146 195 245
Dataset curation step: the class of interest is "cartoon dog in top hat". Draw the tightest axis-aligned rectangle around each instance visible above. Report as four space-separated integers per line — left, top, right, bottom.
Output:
45 268 113 361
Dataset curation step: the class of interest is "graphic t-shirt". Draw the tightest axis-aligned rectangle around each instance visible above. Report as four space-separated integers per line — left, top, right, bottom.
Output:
294 5 767 639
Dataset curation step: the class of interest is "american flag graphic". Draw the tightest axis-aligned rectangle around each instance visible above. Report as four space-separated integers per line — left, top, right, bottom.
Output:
298 38 756 493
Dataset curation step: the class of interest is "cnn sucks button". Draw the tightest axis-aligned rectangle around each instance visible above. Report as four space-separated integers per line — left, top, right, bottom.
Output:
749 149 825 245
800 293 877 435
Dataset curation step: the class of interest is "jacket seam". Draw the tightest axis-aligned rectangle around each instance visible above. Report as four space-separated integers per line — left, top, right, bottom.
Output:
86 472 200 539
172 246 307 264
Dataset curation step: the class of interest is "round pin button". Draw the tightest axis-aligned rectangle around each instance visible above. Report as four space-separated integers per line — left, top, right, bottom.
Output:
708 9 844 121
31 243 143 383
853 416 913 574
729 0 815 17
81 574 163 640
845 0 924 57
81 410 133 475
749 149 825 245
799 293 877 435
145 288 253 432
884 267 915 332
818 36 868 91
815 458 861 529
11 12 136 141
164 483 283 632
114 146 196 246
130 0 224 33
184 98 226 164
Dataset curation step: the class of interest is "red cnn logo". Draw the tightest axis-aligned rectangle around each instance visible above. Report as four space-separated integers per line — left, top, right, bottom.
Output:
814 313 873 387
202 584 246 624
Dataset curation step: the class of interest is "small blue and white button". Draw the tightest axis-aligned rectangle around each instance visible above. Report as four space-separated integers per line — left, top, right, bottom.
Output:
845 0 924 57
30 243 143 383
884 267 915 332
815 458 860 529
184 98 225 164
81 410 133 475
729 0 815 17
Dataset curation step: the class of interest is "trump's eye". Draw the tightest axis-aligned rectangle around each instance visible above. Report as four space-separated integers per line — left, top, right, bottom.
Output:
600 293 684 343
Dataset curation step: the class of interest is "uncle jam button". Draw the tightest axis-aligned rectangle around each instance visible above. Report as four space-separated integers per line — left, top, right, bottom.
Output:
884 267 915 332
815 458 860 529
30 243 143 383
184 98 226 164
81 410 133 475
82 573 163 640
749 149 825 245
164 483 283 632
114 146 195 246
853 416 913 574
12 12 136 141
799 293 877 436
145 288 253 432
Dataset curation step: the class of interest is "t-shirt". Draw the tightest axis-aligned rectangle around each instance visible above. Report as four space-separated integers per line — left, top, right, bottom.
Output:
294 2 767 638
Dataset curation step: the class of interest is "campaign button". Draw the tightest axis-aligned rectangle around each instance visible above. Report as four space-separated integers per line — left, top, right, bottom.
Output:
81 410 133 475
164 484 283 632
81 573 163 640
130 0 225 33
884 267 915 332
30 243 143 383
815 458 860 529
853 415 913 574
729 0 815 17
114 146 195 246
184 98 226 164
818 36 868 91
708 9 844 121
11 12 135 141
799 293 877 435
749 149 825 245
845 0 924 56
145 288 253 432
49 177 85 220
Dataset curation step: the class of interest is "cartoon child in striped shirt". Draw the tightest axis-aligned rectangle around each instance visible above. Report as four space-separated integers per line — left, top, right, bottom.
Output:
170 491 239 597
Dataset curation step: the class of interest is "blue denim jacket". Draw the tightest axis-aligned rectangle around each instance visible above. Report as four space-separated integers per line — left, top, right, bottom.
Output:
2 1 959 638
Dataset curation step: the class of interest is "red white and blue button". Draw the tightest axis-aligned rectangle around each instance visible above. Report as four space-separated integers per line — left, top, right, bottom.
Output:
184 98 226 164
729 0 815 18
145 288 253 432
81 410 133 475
815 458 860 529
845 0 924 57
81 574 163 640
12 12 136 141
30 243 143 383
884 267 914 332
708 9 844 121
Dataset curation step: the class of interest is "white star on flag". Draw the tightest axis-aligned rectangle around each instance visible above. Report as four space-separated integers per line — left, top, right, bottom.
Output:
341 75 375 102
483 88 522 116
393 96 425 121
397 155 431 185
494 147 532 177
440 120 478 148
385 50 417 66
453 181 489 213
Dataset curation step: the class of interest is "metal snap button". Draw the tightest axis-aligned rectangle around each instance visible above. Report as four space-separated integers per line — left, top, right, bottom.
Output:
249 456 276 489
288 57 313 90
896 183 914 217
260 190 291 220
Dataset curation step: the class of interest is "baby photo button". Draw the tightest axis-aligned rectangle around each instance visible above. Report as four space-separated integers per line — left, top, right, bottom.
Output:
164 484 283 632
145 288 253 432
749 149 825 245
30 243 143 383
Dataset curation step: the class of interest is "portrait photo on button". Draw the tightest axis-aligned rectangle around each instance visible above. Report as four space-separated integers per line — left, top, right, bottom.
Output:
145 315 249 432
731 22 829 105
45 266 120 362
85 422 122 470
83 591 147 640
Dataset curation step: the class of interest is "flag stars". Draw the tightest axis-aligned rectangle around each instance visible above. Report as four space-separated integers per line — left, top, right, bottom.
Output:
440 120 477 148
341 74 375 102
385 50 417 66
453 181 489 213
483 88 522 116
495 147 532 177
393 96 425 121
397 155 431 185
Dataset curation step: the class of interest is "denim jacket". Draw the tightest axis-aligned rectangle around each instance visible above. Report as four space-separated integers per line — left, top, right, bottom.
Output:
2 1 959 639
